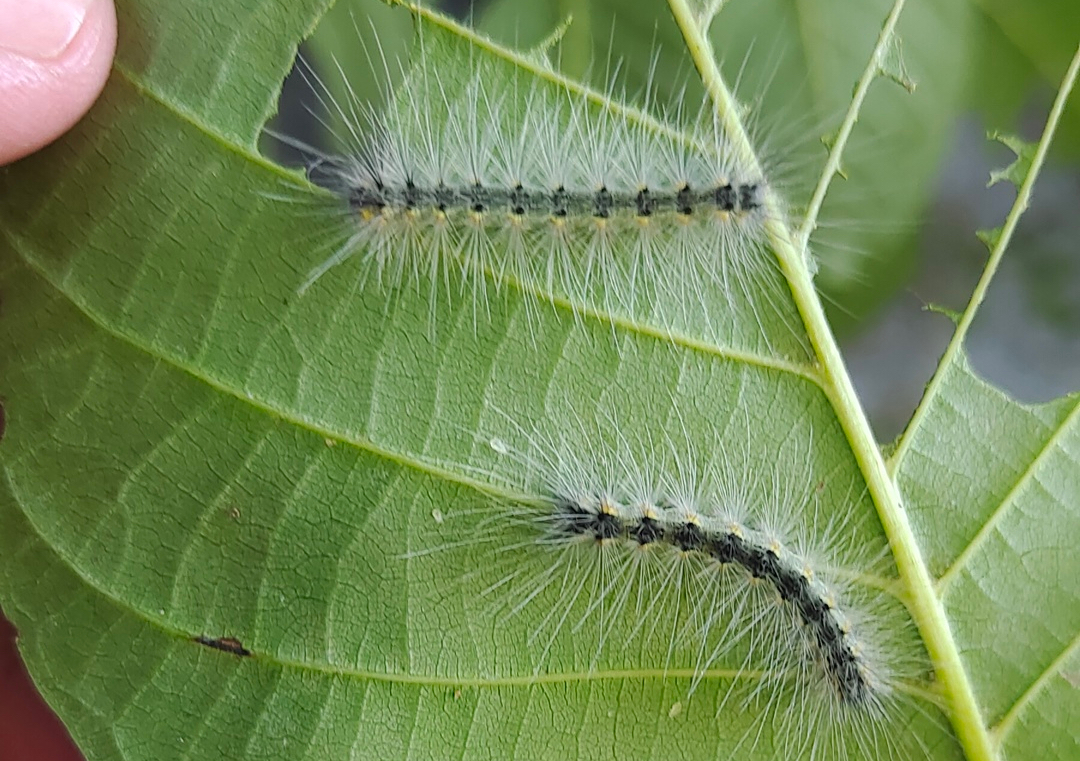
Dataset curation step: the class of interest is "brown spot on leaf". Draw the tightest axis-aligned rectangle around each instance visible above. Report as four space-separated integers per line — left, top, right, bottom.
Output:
194 635 251 657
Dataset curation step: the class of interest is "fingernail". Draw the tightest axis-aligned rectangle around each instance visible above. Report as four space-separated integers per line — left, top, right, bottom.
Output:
0 0 95 61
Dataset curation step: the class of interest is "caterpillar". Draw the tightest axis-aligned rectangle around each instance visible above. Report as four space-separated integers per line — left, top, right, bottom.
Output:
298 72 773 295
269 7 809 357
544 490 875 706
406 401 942 760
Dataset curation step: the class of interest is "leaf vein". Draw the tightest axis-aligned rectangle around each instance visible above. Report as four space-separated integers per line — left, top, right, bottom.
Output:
935 396 1080 592
991 622 1080 746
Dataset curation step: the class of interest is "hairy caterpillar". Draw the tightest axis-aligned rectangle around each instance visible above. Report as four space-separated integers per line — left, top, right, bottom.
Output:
268 7 810 357
406 401 944 760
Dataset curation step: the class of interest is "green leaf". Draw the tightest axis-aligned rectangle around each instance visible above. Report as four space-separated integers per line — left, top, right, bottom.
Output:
970 0 1080 92
966 0 1080 157
987 132 1039 189
1 0 1079 760
113 0 336 149
891 355 1080 759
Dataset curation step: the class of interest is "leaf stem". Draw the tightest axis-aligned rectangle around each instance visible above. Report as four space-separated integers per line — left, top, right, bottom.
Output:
890 43 1080 473
665 1 998 759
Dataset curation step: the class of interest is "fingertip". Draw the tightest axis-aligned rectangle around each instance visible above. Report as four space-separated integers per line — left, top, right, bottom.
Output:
0 0 117 166
0 612 84 760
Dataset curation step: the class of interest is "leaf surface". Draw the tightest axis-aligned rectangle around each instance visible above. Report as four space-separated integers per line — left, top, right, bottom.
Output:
1 0 1078 760
892 355 1080 759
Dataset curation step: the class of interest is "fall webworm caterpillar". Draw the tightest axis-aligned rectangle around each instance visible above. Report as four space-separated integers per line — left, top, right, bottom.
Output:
406 397 945 761
268 6 811 357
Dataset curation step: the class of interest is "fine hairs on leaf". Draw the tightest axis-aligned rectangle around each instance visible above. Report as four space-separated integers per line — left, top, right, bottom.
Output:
0 0 1079 760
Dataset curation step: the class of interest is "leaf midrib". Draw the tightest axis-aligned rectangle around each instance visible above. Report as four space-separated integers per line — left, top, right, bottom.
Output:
665 2 1009 759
